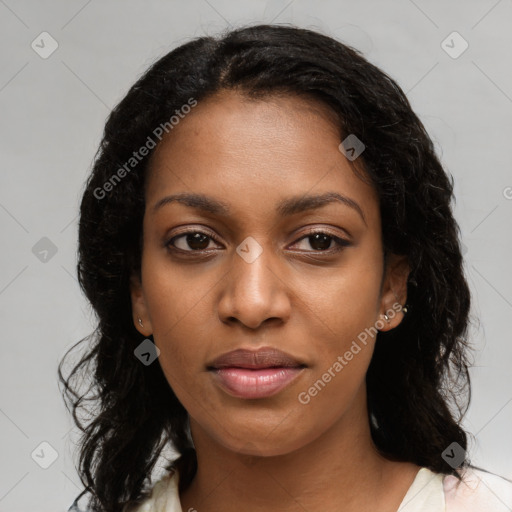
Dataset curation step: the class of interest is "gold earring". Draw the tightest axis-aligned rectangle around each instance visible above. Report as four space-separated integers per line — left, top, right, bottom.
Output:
383 314 390 323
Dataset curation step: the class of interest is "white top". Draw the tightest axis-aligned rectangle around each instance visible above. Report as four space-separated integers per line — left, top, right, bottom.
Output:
123 466 512 512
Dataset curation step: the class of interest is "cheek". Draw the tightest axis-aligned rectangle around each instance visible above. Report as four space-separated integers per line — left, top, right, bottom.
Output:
142 246 216 338
293 250 383 401
294 287 378 438
140 255 215 391
294 250 383 333
149 315 211 417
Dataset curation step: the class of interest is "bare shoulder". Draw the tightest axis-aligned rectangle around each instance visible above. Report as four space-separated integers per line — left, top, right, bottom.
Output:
443 466 512 511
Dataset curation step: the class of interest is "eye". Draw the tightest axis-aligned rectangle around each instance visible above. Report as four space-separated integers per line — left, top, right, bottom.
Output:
165 228 351 255
292 230 351 253
166 230 220 252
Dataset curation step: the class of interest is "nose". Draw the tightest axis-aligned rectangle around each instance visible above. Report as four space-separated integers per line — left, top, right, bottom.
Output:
217 242 292 330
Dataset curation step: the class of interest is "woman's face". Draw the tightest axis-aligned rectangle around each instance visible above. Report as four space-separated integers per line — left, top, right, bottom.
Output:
131 90 408 457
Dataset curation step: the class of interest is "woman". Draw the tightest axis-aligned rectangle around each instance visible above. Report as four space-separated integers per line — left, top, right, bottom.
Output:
60 24 512 512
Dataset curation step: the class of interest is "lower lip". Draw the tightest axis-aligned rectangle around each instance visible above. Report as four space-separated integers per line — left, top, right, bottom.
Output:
210 367 304 399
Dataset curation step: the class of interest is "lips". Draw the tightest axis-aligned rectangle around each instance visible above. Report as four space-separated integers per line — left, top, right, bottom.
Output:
207 347 306 399
208 347 305 370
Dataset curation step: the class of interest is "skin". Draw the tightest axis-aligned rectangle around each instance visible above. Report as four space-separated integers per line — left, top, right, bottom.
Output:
130 90 419 512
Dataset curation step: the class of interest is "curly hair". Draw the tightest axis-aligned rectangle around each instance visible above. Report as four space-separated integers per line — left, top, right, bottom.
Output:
58 23 473 512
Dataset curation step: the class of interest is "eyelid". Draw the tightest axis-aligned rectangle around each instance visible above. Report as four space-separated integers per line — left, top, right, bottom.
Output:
165 226 223 251
295 226 351 243
289 228 351 252
165 225 351 254
169 225 219 240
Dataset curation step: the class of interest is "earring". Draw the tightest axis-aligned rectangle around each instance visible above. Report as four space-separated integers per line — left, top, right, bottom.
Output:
402 305 408 314
383 313 390 323
138 317 144 328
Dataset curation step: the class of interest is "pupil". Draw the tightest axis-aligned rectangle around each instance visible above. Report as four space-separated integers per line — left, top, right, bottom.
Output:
183 233 333 251
187 233 209 250
310 234 331 251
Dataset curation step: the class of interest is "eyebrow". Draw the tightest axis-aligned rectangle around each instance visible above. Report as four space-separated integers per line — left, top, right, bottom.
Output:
151 191 366 225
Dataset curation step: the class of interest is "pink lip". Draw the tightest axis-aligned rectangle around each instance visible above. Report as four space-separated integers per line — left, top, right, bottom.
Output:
207 347 307 399
208 347 305 369
211 367 305 399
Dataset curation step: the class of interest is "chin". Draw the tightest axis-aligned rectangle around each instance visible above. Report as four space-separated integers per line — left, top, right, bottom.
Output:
214 420 314 459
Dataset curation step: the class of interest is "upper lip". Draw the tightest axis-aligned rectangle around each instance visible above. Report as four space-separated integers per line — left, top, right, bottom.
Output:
207 347 306 370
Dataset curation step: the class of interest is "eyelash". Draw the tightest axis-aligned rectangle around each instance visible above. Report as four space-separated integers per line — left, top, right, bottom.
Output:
165 228 351 255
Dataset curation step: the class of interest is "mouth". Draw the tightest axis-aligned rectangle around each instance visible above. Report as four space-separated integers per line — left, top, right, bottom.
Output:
207 347 307 399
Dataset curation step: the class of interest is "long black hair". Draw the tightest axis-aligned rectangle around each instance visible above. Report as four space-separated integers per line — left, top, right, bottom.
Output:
59 23 472 512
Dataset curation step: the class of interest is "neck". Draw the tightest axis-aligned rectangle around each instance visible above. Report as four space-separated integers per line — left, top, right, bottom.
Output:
179 386 420 512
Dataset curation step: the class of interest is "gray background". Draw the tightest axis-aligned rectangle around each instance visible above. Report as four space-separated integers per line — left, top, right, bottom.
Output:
1 1 511 510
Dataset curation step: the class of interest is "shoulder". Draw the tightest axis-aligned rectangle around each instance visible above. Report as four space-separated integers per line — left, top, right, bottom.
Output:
443 466 512 511
123 469 181 512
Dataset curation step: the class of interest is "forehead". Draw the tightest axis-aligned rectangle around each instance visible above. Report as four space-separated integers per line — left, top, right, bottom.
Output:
144 90 379 224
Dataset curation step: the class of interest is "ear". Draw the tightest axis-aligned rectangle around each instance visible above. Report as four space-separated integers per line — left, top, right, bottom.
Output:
130 273 153 336
377 253 409 332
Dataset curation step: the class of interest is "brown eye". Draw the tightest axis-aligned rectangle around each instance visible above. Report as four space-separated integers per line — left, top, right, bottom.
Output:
167 231 217 251
307 233 334 251
293 231 351 253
